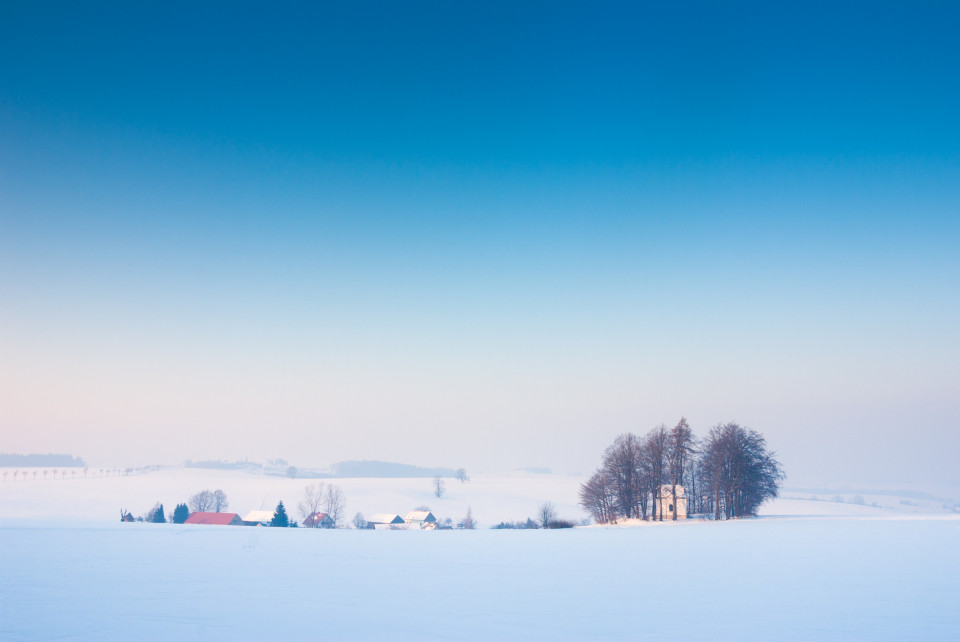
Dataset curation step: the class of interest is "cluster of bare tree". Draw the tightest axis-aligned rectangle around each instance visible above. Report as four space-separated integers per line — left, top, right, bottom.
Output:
297 483 346 527
698 423 784 519
188 489 229 513
579 420 782 523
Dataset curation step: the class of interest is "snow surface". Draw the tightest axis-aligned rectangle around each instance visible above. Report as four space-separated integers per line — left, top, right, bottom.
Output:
2 516 959 640
2 469 959 640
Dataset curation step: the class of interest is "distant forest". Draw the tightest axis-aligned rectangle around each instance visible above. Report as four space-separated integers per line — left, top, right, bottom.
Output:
331 460 457 478
183 458 457 479
185 459 265 472
0 453 86 467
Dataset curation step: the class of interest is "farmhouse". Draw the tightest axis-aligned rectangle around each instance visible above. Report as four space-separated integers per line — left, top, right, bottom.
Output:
184 512 243 526
366 513 405 529
404 510 437 529
241 510 275 526
303 512 334 528
654 485 688 520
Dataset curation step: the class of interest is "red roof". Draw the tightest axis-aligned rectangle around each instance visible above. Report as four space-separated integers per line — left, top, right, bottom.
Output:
184 512 240 525
304 512 331 526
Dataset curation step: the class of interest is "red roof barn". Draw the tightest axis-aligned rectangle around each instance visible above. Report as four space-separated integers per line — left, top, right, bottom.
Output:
184 512 243 526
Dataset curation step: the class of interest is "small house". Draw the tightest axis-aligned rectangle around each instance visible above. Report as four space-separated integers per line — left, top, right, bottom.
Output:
184 512 243 526
303 512 334 528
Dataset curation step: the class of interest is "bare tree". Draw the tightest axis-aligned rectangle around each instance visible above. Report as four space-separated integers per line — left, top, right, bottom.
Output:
602 433 645 520
352 512 366 529
212 489 229 513
188 490 214 513
537 501 557 528
700 423 783 519
324 484 346 527
455 468 470 483
579 468 617 524
433 475 446 499
645 425 669 521
298 483 326 526
687 456 703 516
667 417 695 521
462 506 476 529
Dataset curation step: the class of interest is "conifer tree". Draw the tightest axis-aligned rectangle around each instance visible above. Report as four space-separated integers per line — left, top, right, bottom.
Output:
151 504 166 523
271 501 289 527
172 503 190 524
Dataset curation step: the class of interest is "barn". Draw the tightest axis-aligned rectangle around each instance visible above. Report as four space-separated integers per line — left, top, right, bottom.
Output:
184 512 243 526
404 511 437 529
241 510 275 526
366 513 406 529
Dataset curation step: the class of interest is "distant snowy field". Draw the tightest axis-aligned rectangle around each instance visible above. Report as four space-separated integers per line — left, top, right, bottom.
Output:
2 469 959 640
0 467 587 526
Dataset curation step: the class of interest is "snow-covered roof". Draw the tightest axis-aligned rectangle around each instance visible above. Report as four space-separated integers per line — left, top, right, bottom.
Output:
242 510 275 523
368 513 404 524
404 511 436 523
659 485 685 497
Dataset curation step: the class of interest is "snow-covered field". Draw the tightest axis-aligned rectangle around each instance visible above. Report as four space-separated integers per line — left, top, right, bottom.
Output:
2 469 959 640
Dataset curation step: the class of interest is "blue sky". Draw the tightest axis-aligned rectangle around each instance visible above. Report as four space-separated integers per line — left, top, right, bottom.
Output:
1 2 958 485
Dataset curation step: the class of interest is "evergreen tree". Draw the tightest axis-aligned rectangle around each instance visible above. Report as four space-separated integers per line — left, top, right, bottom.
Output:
151 504 166 523
172 503 190 524
270 501 289 527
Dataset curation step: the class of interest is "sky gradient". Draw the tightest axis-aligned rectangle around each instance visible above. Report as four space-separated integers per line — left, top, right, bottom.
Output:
2 2 958 486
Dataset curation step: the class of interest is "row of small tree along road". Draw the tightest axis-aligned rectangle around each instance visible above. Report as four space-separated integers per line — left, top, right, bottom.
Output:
579 420 784 523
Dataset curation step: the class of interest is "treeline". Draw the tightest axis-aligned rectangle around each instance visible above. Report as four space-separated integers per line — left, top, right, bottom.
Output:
331 460 457 478
0 453 86 467
579 420 783 523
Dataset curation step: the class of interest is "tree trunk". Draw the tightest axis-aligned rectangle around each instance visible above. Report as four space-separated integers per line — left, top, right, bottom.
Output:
670 482 677 521
713 479 720 520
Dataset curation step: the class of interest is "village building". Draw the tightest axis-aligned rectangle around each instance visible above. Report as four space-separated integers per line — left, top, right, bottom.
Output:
184 512 243 526
303 512 335 528
654 485 688 520
241 510 276 526
404 510 437 529
366 513 406 529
